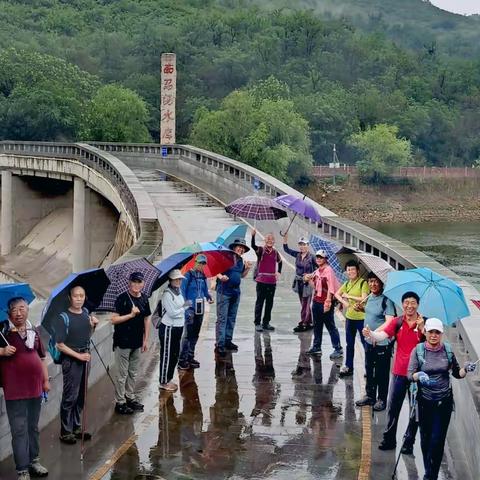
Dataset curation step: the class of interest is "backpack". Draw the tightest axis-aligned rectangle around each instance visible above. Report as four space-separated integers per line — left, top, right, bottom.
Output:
152 289 175 329
47 312 70 364
416 341 453 368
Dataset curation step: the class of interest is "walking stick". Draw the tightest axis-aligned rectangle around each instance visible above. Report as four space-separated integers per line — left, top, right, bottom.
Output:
391 387 418 479
90 339 116 388
80 361 90 461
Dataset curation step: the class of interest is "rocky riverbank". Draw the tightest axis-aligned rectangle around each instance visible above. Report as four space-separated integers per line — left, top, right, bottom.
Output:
305 179 480 223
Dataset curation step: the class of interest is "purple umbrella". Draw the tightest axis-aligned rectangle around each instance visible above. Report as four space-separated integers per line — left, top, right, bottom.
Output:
274 194 322 235
225 196 287 221
97 258 160 311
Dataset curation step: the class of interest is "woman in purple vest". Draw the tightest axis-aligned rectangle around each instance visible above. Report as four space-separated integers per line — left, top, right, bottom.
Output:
251 229 283 332
282 234 316 333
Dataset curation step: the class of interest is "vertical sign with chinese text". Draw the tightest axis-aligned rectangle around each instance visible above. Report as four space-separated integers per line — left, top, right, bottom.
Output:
160 53 176 145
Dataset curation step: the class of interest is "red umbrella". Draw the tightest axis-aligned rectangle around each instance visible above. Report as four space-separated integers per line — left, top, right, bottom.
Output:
179 242 236 278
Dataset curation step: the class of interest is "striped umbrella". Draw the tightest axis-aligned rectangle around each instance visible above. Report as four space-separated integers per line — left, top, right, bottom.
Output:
225 196 287 221
97 258 160 311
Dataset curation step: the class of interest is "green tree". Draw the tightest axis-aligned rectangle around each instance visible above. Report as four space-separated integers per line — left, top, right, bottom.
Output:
80 84 151 142
348 124 412 183
190 89 313 185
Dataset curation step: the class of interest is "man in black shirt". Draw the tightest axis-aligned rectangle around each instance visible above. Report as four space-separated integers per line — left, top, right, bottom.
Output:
111 272 151 414
55 285 98 445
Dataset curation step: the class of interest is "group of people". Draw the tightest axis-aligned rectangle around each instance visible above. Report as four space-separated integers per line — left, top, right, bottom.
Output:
283 234 477 480
0 229 477 480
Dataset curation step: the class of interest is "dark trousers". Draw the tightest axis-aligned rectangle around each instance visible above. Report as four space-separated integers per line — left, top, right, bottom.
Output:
297 284 312 326
60 356 87 435
418 394 453 480
179 310 203 363
159 324 184 384
254 282 276 326
311 301 341 351
345 318 366 370
365 343 392 402
383 374 418 447
5 397 42 472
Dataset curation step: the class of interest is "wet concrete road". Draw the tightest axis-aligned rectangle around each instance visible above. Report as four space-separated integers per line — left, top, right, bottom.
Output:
0 171 470 479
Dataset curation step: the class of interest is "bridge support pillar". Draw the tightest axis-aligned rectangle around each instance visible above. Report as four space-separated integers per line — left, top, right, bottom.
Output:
1 170 13 255
73 177 86 272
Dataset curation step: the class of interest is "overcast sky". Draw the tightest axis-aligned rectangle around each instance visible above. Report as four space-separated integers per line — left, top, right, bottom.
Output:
429 0 480 15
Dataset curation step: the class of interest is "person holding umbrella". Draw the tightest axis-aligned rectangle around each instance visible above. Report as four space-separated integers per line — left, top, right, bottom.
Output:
283 234 316 333
111 272 151 414
215 238 252 356
178 255 214 370
251 229 283 332
335 260 370 377
355 272 396 411
408 317 476 480
54 285 99 445
364 291 424 454
0 296 49 480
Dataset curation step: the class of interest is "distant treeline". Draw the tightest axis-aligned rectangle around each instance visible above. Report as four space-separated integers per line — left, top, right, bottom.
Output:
1 0 479 184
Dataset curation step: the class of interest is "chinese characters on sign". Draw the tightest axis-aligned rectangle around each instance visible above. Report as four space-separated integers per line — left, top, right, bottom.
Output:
160 53 176 145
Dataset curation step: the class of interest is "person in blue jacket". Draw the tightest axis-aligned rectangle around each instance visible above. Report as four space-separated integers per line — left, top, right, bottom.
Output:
178 255 213 370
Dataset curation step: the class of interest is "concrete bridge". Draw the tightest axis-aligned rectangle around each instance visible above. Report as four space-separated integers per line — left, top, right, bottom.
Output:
0 140 479 479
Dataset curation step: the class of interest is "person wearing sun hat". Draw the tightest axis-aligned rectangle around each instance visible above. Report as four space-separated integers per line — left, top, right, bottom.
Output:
408 317 476 480
215 238 252 356
178 255 214 370
158 269 190 392
283 233 317 333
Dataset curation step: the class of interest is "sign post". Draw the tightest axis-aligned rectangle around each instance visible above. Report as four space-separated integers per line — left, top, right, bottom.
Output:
160 53 176 145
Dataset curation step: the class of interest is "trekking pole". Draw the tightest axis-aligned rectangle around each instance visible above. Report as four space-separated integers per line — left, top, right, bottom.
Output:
80 361 90 461
90 339 116 388
391 390 417 479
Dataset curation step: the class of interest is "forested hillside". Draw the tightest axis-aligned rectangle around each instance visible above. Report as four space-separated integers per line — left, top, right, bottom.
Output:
1 0 479 184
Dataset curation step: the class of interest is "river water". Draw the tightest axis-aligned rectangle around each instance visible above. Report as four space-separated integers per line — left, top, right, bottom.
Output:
369 221 480 289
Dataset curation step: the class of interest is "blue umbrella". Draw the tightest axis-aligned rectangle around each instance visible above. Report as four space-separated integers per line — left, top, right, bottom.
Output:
0 283 35 321
215 224 247 247
383 267 470 326
309 234 347 282
41 268 110 334
153 252 193 291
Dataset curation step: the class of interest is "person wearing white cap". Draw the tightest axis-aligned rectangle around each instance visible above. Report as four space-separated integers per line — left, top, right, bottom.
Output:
304 250 343 359
282 234 317 333
408 317 476 480
157 269 190 392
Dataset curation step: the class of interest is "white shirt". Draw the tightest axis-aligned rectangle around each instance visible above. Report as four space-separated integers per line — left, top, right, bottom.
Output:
161 287 187 327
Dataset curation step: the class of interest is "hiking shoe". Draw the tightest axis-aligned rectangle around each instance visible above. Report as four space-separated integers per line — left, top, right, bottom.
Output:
189 359 200 369
115 402 134 415
29 458 48 477
263 324 275 331
17 471 30 480
355 396 375 407
329 349 343 360
373 400 387 411
304 324 314 331
401 444 414 455
59 433 77 445
225 341 238 351
159 382 178 392
177 361 191 370
306 347 322 356
126 399 144 411
378 440 396 451
73 429 92 440
339 366 353 377
255 325 263 332
293 324 306 333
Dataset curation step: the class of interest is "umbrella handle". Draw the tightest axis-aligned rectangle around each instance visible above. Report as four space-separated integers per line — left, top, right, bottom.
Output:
280 212 297 237
0 331 10 347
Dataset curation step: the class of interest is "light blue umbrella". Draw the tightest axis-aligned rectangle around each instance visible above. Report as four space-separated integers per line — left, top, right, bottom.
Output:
215 224 247 247
309 234 347 282
383 267 470 326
